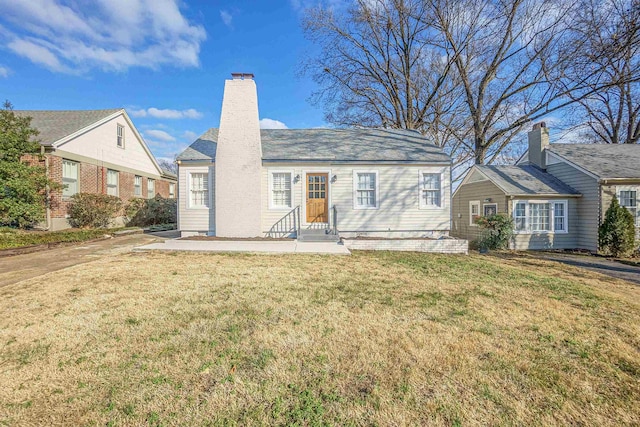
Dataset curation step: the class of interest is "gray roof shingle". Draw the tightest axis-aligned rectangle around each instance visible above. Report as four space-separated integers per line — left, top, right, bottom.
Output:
14 109 122 145
177 128 450 163
548 144 640 179
476 165 580 196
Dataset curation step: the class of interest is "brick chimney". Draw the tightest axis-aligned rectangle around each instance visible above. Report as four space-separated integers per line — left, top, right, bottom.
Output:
528 122 549 169
215 73 263 237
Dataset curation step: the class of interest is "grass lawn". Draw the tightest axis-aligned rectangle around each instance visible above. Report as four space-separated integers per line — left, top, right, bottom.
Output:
0 251 638 426
0 227 133 250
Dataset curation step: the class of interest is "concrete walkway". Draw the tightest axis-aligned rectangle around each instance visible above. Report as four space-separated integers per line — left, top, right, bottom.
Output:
534 252 640 285
135 239 351 255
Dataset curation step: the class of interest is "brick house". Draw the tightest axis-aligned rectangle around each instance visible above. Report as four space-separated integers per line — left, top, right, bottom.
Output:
16 109 177 230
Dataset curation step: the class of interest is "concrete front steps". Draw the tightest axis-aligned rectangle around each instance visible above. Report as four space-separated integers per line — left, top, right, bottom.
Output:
296 228 340 242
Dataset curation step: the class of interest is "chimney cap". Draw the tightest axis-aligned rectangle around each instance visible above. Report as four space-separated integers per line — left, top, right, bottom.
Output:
532 121 547 130
231 72 254 80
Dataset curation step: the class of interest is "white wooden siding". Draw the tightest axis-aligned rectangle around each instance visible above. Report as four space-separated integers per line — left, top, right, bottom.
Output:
261 164 451 235
178 164 215 234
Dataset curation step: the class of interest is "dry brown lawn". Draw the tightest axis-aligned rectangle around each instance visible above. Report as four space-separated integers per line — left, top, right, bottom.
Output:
0 251 639 426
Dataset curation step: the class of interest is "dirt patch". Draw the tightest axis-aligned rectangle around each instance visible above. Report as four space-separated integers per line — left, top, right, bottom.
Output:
179 236 292 241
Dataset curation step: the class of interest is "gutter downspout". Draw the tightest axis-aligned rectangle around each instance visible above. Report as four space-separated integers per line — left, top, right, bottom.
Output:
41 145 51 231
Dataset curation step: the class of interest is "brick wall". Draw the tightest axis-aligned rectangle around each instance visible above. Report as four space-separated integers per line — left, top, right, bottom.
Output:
41 154 175 219
342 238 469 254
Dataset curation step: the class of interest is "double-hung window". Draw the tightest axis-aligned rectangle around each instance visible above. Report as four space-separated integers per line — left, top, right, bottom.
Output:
354 171 378 209
470 201 480 225
62 160 79 198
420 173 442 208
513 200 567 233
134 176 142 197
189 173 209 208
147 178 155 199
169 183 176 199
117 124 125 148
270 172 292 209
618 188 638 226
106 169 119 196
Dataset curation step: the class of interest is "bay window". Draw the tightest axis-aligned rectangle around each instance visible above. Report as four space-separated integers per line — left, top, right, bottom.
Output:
513 200 568 233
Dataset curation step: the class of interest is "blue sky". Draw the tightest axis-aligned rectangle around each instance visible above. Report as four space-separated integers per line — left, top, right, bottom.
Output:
0 0 334 162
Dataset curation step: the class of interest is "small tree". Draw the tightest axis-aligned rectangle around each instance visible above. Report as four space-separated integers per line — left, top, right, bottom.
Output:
0 101 56 228
476 213 514 250
599 195 636 257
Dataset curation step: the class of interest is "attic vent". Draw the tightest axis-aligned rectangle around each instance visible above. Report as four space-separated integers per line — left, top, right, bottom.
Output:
231 73 255 80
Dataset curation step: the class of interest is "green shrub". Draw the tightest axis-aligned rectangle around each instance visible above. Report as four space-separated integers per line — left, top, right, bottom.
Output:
599 195 636 257
67 193 122 228
124 195 176 227
476 213 514 250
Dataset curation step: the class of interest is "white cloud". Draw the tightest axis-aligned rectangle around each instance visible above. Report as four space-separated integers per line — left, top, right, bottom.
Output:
260 118 289 129
145 129 176 142
129 108 204 120
183 130 199 141
220 10 233 28
0 65 10 77
0 0 206 73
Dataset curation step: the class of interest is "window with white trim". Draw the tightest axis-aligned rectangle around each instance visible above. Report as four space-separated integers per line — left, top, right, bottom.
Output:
618 188 638 226
117 124 125 148
470 201 480 225
420 173 441 208
513 200 568 233
354 171 378 209
270 172 292 209
189 173 209 208
106 169 119 196
134 175 142 197
169 183 175 199
483 203 497 216
147 178 155 199
62 160 79 198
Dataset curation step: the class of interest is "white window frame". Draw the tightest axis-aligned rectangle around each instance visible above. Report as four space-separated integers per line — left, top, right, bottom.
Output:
169 183 175 199
134 175 142 197
353 170 379 210
188 172 210 209
512 199 568 234
147 178 155 199
418 170 445 209
62 159 79 198
117 124 125 148
268 170 294 210
483 203 498 217
469 201 480 226
106 169 119 197
616 186 639 227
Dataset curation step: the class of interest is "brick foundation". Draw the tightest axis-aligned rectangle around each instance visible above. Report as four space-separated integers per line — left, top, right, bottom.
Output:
342 238 468 254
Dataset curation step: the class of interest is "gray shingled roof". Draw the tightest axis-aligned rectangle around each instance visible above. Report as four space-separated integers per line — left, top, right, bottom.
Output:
476 165 580 196
177 128 450 163
14 109 122 145
548 144 640 179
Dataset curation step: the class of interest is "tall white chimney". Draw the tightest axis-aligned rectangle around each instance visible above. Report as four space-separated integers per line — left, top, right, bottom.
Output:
215 73 263 237
528 122 549 169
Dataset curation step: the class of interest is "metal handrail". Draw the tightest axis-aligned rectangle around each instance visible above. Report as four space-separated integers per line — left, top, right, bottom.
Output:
267 206 301 238
331 205 337 235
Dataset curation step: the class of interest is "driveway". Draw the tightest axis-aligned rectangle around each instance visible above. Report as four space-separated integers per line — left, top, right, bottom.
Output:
533 252 640 285
0 232 174 288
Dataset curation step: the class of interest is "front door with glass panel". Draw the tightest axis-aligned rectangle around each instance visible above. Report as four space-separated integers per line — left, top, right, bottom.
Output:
306 173 328 223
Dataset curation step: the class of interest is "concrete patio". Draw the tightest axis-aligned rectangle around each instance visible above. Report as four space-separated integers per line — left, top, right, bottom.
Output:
134 239 351 255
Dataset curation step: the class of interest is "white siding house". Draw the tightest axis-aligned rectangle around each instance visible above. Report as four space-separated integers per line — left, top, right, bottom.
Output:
177 74 452 240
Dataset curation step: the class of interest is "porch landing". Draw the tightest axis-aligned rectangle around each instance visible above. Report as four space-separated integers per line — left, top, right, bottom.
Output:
134 239 351 255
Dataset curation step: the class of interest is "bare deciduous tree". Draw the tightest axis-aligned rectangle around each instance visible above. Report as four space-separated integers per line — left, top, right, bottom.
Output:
569 0 640 144
302 0 458 140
